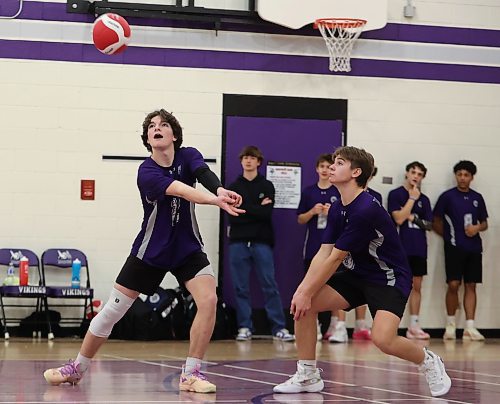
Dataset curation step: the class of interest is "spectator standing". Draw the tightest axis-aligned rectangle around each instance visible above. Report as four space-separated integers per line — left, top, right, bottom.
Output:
388 162 432 340
227 146 294 342
433 160 488 341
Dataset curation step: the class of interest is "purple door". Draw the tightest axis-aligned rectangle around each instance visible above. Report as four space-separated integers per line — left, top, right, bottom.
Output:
221 116 343 330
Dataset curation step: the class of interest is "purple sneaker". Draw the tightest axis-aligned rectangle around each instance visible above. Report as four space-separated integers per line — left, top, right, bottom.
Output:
43 359 83 386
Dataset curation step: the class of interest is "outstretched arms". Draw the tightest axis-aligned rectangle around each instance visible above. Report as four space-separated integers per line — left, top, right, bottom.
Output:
166 180 244 216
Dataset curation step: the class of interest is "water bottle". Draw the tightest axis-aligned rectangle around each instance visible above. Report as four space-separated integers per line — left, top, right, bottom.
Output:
3 262 17 286
19 256 29 286
7 262 15 277
71 258 81 289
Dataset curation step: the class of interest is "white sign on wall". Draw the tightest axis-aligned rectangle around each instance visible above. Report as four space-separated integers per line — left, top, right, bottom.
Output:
266 161 302 209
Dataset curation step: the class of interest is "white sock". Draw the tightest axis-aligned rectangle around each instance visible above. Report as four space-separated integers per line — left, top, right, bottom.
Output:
355 319 366 331
330 316 338 328
298 360 316 372
184 357 202 375
465 319 474 329
410 315 419 328
336 321 346 329
76 353 91 372
447 315 456 326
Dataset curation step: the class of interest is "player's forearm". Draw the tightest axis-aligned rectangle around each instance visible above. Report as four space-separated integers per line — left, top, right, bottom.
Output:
413 214 432 231
392 200 415 225
297 247 344 297
297 211 313 224
478 220 488 232
166 180 216 205
432 217 444 236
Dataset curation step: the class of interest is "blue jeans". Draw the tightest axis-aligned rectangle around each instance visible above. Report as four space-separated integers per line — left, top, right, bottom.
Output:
229 241 286 334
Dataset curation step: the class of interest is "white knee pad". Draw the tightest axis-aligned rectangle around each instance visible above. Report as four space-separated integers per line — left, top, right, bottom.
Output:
89 288 135 338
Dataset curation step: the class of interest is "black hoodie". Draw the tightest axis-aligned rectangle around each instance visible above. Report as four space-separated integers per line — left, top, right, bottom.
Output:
227 174 275 246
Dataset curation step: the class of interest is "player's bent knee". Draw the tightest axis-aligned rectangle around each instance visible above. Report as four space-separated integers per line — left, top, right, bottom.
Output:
371 332 393 354
89 288 135 338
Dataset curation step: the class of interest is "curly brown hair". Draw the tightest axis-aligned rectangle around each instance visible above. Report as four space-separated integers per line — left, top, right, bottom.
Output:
141 109 183 152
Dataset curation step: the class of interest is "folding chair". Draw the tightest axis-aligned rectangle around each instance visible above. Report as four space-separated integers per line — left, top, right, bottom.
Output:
41 249 94 336
0 248 50 340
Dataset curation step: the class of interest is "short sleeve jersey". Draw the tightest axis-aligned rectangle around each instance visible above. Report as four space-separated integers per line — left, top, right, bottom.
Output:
323 191 412 297
433 187 488 253
130 147 208 268
387 186 432 258
297 184 340 260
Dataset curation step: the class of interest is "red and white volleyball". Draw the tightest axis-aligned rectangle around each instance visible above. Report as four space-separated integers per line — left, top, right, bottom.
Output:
92 13 131 55
86 299 103 319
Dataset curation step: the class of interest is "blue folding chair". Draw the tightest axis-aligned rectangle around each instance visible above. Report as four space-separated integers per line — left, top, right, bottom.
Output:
41 249 94 336
0 248 50 340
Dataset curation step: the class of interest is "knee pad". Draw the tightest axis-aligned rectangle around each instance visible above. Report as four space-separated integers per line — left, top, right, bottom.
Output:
89 288 135 338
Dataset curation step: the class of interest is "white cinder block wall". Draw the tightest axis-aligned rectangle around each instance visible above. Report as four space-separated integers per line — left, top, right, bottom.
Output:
0 0 499 329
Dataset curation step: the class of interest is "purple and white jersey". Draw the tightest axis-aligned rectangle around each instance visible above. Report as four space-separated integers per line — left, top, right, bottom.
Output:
297 184 340 260
131 147 208 268
323 191 412 297
388 186 432 258
433 187 488 253
366 187 383 205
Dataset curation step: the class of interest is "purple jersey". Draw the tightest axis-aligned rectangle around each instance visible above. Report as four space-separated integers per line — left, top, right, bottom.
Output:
388 186 432 258
323 191 412 297
297 184 340 260
366 187 382 205
433 187 488 253
131 147 208 268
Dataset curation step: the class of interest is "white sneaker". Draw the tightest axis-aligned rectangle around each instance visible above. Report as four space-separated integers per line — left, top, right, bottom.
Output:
443 323 456 340
419 348 451 397
463 327 485 341
328 323 348 343
323 324 336 340
273 363 324 393
236 327 252 341
317 322 322 341
273 328 295 342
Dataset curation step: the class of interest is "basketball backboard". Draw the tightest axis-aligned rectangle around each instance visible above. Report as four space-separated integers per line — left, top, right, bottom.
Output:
256 0 388 31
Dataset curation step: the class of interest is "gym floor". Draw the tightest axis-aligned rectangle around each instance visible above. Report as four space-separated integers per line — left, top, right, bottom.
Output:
1 337 498 403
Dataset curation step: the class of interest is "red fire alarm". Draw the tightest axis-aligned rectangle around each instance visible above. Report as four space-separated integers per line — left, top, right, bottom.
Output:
81 179 95 200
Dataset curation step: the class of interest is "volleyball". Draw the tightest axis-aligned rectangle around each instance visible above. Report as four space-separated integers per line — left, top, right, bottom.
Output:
86 299 103 319
92 13 131 55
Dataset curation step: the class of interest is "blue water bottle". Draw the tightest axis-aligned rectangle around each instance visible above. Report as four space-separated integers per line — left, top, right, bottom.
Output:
71 258 81 289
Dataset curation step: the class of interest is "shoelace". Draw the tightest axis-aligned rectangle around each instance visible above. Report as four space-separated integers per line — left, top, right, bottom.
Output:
59 360 80 377
423 360 440 385
190 369 208 381
289 368 323 383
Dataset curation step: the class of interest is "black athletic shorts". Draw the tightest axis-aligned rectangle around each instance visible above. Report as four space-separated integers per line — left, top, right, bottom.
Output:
407 255 427 277
116 251 211 295
444 243 482 284
326 270 408 319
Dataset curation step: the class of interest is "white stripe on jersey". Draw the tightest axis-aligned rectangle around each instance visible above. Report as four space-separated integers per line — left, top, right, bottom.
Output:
137 202 158 259
444 214 456 246
369 229 396 286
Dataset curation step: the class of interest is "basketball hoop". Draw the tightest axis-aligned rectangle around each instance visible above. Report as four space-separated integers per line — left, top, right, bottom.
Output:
314 18 366 72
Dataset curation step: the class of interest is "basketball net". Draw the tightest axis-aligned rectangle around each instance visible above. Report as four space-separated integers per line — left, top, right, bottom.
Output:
314 18 366 72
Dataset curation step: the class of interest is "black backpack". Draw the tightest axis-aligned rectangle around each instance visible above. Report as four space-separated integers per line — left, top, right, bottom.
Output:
19 310 62 338
110 287 187 340
183 288 236 340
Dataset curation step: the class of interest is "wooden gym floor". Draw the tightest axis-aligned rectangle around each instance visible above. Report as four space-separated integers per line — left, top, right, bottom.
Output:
1 337 499 403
